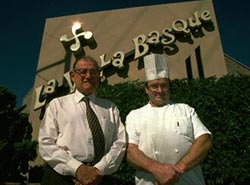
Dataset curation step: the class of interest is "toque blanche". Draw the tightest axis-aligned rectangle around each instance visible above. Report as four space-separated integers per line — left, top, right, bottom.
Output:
144 53 169 81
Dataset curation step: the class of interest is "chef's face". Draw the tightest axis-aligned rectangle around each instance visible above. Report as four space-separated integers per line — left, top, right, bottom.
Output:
145 78 170 107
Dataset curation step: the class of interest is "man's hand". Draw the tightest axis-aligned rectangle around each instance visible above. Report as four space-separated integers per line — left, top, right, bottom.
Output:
151 162 181 185
75 164 102 185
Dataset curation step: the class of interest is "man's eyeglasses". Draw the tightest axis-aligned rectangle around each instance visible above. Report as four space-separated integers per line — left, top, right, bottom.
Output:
74 68 99 77
148 83 169 91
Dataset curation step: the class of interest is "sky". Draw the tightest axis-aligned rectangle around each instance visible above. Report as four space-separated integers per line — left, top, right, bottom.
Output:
0 0 249 107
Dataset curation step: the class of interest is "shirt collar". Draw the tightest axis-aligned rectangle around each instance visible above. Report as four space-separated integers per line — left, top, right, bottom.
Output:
148 100 173 108
74 89 96 103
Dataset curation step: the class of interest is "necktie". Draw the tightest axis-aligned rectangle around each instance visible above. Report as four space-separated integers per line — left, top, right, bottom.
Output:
82 96 105 164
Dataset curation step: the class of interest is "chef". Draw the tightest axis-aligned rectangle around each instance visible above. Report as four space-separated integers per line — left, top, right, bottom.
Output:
125 53 213 185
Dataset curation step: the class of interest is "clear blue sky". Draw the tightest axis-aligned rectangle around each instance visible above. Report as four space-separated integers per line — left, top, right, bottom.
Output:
0 0 249 107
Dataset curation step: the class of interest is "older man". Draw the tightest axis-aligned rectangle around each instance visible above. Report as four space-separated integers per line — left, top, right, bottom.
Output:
39 56 126 185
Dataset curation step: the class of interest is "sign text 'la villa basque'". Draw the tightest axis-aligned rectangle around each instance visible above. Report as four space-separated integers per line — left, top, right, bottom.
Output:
34 10 212 111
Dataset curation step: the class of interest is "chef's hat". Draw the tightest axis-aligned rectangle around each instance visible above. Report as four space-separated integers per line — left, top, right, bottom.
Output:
144 53 169 81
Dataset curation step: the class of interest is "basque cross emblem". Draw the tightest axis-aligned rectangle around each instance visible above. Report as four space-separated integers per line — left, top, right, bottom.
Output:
60 22 97 59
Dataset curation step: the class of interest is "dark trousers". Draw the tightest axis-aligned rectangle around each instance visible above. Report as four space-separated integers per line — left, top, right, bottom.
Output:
41 165 74 185
41 164 118 185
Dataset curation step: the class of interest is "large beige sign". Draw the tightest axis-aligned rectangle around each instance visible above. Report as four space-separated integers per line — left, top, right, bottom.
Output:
29 0 226 149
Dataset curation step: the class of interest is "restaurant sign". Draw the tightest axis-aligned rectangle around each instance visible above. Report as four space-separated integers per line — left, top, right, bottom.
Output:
34 10 212 110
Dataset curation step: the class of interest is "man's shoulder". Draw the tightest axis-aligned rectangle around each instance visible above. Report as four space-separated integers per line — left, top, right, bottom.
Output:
49 93 75 104
128 104 149 115
169 102 193 109
169 102 195 114
170 102 190 108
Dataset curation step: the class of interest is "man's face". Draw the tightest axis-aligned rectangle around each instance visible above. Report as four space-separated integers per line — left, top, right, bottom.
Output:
70 59 100 95
145 78 170 107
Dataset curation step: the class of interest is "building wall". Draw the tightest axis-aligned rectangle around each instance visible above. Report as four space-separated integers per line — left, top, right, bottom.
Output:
28 0 227 165
225 54 250 75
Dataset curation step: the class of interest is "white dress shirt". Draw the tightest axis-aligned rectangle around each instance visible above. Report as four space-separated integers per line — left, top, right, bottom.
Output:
39 90 126 177
126 102 212 185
